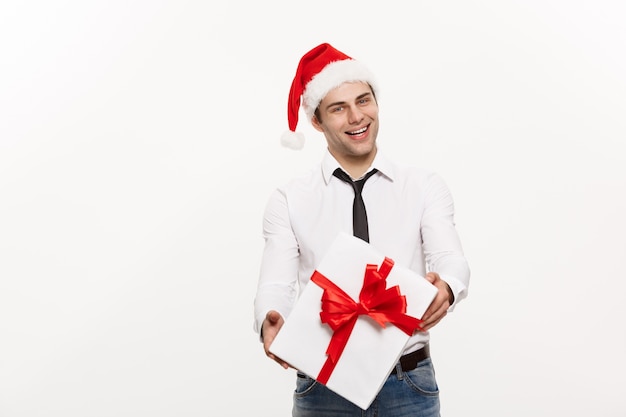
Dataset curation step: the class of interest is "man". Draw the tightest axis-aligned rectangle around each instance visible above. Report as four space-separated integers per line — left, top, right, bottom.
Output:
254 43 470 417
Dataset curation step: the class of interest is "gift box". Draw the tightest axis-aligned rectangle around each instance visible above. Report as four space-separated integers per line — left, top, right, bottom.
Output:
269 232 438 410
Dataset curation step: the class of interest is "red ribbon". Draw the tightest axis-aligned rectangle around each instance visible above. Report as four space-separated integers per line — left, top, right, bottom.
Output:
310 257 424 384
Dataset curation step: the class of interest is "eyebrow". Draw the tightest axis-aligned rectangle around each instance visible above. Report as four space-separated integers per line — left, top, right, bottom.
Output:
324 92 372 111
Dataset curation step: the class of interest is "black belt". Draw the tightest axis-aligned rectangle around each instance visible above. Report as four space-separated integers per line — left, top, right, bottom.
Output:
390 344 430 374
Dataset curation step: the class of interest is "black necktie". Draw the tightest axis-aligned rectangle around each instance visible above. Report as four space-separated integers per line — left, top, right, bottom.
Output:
333 168 378 243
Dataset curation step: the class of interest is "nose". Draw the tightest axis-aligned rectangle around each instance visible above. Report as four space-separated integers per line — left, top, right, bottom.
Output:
347 105 364 124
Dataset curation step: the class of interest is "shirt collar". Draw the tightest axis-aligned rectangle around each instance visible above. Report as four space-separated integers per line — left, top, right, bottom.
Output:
321 148 396 184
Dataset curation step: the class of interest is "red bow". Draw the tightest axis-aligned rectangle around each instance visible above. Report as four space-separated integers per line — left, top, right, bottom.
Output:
310 257 424 384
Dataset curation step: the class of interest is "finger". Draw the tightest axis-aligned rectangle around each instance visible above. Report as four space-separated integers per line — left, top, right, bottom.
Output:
422 304 448 330
422 296 446 322
422 291 447 321
266 351 290 369
421 303 437 323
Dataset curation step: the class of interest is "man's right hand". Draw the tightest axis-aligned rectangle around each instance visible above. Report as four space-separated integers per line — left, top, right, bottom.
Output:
262 310 290 369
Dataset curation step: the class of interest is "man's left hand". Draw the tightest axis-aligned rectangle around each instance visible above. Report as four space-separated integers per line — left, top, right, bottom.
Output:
420 272 454 331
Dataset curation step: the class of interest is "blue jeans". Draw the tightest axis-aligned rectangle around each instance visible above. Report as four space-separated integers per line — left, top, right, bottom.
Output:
292 358 440 417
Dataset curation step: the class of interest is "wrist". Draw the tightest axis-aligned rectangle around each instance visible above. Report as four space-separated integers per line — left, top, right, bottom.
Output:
445 283 455 305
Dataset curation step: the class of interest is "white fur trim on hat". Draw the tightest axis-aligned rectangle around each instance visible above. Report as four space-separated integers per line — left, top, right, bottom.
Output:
302 59 377 121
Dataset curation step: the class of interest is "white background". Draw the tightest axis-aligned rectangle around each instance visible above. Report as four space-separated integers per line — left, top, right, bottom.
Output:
1 1 625 416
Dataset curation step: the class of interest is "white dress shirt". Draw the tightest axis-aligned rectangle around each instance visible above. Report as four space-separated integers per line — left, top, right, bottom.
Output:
254 148 470 354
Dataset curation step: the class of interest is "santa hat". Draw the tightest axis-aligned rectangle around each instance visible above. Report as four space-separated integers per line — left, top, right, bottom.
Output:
281 43 378 150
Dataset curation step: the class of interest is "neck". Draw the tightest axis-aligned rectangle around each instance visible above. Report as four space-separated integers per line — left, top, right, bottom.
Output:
331 147 377 179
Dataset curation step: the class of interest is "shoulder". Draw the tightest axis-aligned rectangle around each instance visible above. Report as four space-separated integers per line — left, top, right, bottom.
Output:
281 162 323 187
271 164 325 201
387 159 444 188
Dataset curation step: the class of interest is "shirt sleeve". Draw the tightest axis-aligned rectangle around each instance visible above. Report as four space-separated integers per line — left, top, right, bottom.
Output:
420 172 470 311
253 187 300 335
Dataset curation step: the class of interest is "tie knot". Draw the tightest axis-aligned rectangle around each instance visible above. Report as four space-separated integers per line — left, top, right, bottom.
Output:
333 168 378 195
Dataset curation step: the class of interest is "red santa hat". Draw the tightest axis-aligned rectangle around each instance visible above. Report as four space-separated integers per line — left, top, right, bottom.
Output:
281 43 378 150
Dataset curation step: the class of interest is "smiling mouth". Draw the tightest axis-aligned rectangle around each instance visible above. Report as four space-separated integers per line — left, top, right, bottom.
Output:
346 125 368 136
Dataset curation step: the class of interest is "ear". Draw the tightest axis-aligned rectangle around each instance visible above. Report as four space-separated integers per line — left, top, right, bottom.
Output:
311 115 324 132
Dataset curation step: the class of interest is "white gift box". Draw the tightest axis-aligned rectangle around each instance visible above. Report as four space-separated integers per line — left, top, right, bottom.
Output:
269 232 438 410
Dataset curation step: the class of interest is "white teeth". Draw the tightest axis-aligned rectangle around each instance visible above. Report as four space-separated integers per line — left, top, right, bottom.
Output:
349 127 367 135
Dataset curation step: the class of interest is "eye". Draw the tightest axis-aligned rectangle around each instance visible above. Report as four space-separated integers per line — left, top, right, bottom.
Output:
331 106 344 113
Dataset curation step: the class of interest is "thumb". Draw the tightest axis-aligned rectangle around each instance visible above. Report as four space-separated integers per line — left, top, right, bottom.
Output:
266 310 280 324
424 272 438 284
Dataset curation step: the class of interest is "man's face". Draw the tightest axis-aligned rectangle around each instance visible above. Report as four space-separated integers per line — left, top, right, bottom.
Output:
312 81 379 166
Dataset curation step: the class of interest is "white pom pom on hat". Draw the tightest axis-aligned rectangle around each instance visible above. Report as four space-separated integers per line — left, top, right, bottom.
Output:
282 43 377 150
280 130 305 150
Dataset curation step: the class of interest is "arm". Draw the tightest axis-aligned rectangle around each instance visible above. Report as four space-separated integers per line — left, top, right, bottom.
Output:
253 188 300 366
419 173 470 329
